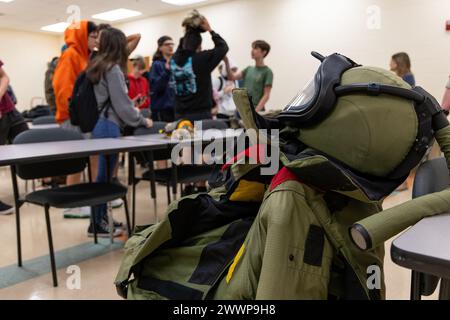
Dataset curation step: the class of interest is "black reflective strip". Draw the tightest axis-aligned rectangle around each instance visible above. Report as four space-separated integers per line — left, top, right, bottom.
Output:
165 196 259 250
290 162 357 192
188 219 253 286
291 151 404 201
304 225 325 267
137 276 203 300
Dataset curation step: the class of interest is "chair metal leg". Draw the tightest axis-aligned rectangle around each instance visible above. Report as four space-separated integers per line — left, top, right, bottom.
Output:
11 166 22 267
122 197 132 236
166 183 171 205
153 198 158 224
410 271 422 300
44 205 58 287
171 166 178 201
15 205 22 267
132 181 136 231
439 278 450 300
91 206 98 244
107 202 114 245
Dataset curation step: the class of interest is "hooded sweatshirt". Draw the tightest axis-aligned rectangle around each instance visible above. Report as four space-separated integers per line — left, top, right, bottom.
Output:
172 31 229 116
53 21 90 124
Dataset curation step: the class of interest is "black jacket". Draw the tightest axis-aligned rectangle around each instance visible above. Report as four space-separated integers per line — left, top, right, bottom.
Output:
173 31 229 115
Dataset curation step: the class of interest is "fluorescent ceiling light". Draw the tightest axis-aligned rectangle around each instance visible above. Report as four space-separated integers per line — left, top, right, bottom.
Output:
161 0 208 6
0 0 15 3
41 22 70 33
92 8 142 21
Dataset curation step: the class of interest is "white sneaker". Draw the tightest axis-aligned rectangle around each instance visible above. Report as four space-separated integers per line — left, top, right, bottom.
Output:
63 206 91 219
110 198 124 209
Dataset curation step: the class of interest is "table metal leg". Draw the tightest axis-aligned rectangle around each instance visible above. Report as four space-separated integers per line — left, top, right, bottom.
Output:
439 278 450 300
147 151 158 224
105 155 114 244
410 271 422 300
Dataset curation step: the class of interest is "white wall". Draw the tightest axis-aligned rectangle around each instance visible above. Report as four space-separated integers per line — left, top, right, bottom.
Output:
0 29 60 111
117 0 450 110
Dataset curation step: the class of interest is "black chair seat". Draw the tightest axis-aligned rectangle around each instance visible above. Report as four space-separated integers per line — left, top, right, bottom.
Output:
26 183 128 209
142 165 214 184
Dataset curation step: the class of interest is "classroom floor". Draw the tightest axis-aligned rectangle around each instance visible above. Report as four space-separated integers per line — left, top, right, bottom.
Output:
0 165 440 300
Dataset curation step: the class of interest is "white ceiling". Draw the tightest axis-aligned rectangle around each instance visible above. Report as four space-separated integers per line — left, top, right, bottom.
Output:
0 0 229 34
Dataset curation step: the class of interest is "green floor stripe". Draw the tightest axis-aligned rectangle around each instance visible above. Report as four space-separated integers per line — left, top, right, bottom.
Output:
0 240 124 289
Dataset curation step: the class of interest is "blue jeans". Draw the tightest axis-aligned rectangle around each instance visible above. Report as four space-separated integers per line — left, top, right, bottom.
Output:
92 118 120 224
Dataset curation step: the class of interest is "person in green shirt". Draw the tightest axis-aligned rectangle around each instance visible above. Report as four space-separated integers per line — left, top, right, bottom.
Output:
226 40 273 112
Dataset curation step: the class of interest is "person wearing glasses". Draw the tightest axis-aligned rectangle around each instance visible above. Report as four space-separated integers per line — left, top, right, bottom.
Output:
149 36 176 123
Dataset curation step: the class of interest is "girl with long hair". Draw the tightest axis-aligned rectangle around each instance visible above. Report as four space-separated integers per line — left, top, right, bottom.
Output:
86 27 153 237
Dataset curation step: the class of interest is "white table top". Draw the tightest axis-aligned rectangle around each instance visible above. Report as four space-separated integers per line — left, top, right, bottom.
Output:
125 129 244 145
391 213 450 279
0 138 167 166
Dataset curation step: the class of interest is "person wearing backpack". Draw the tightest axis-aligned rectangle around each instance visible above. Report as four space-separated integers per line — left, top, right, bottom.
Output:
52 20 99 218
171 14 229 122
86 27 153 237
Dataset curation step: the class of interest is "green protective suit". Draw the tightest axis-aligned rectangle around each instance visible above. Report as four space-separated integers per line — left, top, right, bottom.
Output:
116 65 450 300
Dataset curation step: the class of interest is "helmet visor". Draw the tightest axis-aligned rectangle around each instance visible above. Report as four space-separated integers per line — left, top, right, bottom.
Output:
284 73 320 114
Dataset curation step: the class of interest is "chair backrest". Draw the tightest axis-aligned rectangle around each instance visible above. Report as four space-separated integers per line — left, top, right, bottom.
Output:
13 128 87 180
413 157 449 198
134 122 171 163
412 157 449 297
198 119 229 130
32 115 56 125
134 122 167 136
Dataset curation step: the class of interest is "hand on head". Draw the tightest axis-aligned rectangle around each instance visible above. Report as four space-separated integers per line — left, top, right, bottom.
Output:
200 17 212 32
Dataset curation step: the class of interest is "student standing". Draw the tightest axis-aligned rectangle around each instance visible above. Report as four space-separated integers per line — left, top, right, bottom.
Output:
0 59 29 215
53 21 98 125
86 27 153 237
226 40 273 112
149 36 176 122
128 56 150 110
171 16 229 122
44 57 59 114
212 59 238 119
52 21 98 218
390 52 416 87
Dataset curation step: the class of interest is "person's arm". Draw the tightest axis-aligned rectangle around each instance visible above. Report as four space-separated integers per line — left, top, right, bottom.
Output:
255 86 272 112
442 79 450 114
106 66 152 128
127 34 141 55
52 55 78 122
255 69 274 112
199 18 229 71
150 62 171 94
0 66 10 101
224 56 243 81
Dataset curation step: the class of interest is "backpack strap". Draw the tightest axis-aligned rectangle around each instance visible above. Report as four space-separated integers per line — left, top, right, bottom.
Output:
218 76 224 92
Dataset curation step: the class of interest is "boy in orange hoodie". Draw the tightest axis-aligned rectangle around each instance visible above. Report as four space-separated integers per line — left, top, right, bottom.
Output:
53 20 98 125
53 20 98 218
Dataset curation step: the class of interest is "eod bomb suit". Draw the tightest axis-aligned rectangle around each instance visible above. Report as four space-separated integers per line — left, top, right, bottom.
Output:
116 52 450 300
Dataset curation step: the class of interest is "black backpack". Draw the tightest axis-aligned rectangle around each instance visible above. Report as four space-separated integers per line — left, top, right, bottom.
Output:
69 71 109 133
